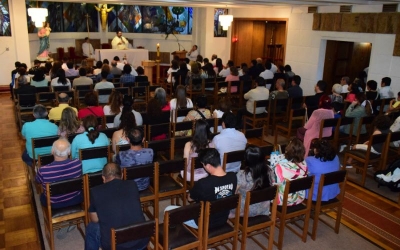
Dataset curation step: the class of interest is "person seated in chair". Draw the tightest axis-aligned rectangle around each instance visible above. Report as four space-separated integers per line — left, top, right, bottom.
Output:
85 163 149 250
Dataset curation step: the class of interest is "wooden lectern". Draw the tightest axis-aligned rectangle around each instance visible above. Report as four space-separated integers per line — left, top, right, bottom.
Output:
171 50 187 60
141 60 156 84
86 58 95 68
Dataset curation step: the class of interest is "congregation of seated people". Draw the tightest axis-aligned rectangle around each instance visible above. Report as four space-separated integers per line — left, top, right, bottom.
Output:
15 53 400 249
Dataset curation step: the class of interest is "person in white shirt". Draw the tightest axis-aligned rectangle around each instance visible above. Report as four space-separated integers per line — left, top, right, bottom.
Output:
211 54 217 66
340 76 350 94
379 77 394 99
64 62 79 77
219 60 234 77
259 62 274 89
61 58 68 71
187 45 199 62
212 112 247 173
111 31 129 50
51 69 71 91
94 70 114 104
82 37 95 59
113 56 125 71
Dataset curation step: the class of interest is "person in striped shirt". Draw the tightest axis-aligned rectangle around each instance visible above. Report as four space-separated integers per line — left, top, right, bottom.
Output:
36 138 83 209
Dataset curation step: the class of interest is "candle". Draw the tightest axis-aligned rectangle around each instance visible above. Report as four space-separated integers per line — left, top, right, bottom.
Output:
157 43 160 57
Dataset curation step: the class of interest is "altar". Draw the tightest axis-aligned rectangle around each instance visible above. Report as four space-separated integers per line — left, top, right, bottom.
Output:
95 49 149 68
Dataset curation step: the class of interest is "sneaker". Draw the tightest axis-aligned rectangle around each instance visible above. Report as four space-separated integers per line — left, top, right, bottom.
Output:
346 165 353 169
339 145 346 152
56 227 69 240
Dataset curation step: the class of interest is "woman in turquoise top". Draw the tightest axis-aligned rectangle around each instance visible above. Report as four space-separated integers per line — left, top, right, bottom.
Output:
71 115 109 174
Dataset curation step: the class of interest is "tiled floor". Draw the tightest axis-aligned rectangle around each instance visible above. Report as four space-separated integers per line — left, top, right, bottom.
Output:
0 93 41 249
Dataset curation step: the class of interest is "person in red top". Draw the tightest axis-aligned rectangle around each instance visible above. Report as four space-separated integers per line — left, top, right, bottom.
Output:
78 92 104 119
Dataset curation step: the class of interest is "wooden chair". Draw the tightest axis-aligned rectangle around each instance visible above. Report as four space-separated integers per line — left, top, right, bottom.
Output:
111 219 158 250
187 78 203 99
158 202 204 250
334 117 354 149
53 85 70 92
378 98 395 115
318 118 339 142
214 81 228 105
275 176 315 250
259 145 275 160
56 47 65 60
172 136 192 160
74 84 92 91
203 194 241 249
104 115 116 128
222 149 246 172
243 100 269 130
114 87 130 96
124 163 159 219
96 88 113 104
115 144 130 156
288 96 304 109
36 92 56 108
343 133 391 186
42 177 86 250
228 81 243 107
79 145 111 168
173 108 192 123
147 123 171 141
274 108 306 145
83 172 103 224
37 154 54 168
355 116 375 144
76 89 95 107
245 126 266 146
31 135 60 169
309 170 347 240
269 98 290 135
146 138 173 162
236 186 278 250
172 120 194 137
15 93 36 129
157 159 187 206
102 127 117 139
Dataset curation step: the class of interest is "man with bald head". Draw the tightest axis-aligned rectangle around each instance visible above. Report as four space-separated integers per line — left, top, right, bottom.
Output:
48 92 77 121
269 78 289 100
85 163 148 250
36 139 83 209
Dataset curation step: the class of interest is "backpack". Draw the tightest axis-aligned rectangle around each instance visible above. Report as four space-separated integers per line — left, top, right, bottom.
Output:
374 158 400 192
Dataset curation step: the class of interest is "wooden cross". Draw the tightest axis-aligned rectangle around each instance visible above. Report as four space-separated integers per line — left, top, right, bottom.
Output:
85 14 90 38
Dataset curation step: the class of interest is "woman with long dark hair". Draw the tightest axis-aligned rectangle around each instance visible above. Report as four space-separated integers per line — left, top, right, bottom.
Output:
170 85 194 122
182 119 214 181
213 58 224 75
113 95 143 128
103 91 123 127
71 115 109 174
31 68 48 87
112 111 136 154
51 68 71 91
230 146 272 218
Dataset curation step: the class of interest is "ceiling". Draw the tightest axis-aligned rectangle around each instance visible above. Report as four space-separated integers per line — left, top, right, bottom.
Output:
59 0 400 8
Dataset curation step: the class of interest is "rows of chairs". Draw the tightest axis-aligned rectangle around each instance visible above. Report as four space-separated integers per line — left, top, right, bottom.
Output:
41 161 347 250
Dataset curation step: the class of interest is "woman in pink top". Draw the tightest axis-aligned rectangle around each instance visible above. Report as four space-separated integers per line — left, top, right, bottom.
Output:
345 83 360 103
225 66 240 93
297 95 334 157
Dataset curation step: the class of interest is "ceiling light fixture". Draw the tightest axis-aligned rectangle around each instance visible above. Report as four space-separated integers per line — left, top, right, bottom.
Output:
219 14 233 31
28 4 48 27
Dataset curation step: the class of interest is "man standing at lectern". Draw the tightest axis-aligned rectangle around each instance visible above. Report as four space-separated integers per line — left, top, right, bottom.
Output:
82 37 95 59
111 30 129 50
187 45 198 62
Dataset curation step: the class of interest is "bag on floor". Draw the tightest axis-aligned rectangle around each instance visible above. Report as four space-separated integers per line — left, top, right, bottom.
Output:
374 158 400 192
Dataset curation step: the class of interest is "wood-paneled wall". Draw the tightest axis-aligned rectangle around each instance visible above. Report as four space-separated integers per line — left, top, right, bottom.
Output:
231 19 287 66
313 13 400 56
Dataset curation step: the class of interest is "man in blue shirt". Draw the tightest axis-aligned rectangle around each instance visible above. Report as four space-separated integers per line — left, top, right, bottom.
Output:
21 104 58 166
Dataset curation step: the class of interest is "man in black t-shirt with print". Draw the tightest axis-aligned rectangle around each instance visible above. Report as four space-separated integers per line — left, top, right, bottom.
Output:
188 148 237 229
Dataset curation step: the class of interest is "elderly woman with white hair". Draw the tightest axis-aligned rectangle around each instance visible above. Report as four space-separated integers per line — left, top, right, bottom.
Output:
329 83 343 103
21 104 58 166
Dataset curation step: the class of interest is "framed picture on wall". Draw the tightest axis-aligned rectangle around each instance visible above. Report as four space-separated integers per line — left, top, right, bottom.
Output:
214 8 227 37
0 0 11 36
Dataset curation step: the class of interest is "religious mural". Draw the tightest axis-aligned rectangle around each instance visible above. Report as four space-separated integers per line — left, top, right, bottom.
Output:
25 1 193 36
214 8 228 37
0 0 11 36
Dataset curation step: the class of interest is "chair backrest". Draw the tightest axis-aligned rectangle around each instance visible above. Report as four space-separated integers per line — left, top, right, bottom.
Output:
245 127 263 139
339 117 354 126
148 123 171 140
77 89 94 98
136 81 150 87
79 146 110 162
31 135 59 160
48 177 84 196
173 136 193 156
102 128 117 139
322 170 347 187
124 163 155 180
38 154 54 167
116 144 131 155
288 176 314 194
86 171 104 189
223 150 245 171
53 85 70 92
114 87 130 96
319 118 339 138
175 108 192 119
146 139 173 161
173 120 194 135
390 131 400 143
207 194 240 214
105 115 116 125
166 201 203 226
111 219 158 250
259 145 275 158
158 159 185 175
67 133 79 144
97 88 113 95
36 86 51 93
18 93 37 106
74 85 92 91
37 92 56 102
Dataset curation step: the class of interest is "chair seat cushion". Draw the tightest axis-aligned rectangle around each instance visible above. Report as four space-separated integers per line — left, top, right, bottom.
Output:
159 176 182 193
159 223 198 248
239 215 271 227
244 113 268 118
207 223 233 238
277 203 307 214
347 149 380 160
52 205 83 218
139 188 153 197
